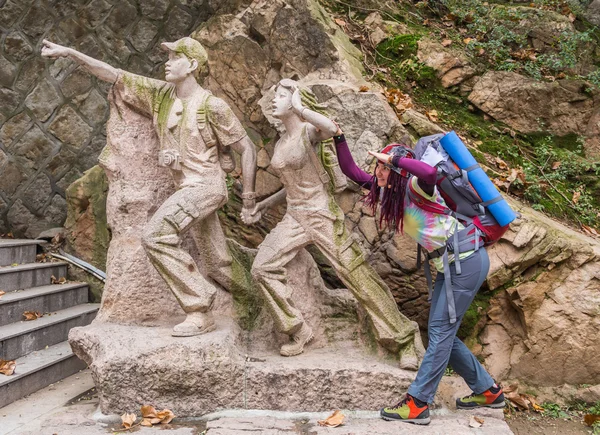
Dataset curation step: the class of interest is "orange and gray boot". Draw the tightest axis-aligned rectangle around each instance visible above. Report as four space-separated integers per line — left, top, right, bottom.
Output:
456 384 505 409
380 394 430 425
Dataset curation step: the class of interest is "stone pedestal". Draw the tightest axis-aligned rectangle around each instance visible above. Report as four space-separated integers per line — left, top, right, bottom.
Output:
70 319 419 416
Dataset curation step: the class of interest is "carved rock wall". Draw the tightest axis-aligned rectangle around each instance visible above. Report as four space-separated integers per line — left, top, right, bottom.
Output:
0 0 251 237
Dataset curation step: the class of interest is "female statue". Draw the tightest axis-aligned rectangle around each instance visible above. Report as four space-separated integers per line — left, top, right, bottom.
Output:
249 79 423 369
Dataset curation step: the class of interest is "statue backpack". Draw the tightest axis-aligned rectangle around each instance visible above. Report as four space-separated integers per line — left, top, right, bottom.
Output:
196 92 235 173
409 132 518 324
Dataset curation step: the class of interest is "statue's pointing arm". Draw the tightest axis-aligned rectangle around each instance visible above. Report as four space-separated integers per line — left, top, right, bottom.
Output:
42 39 165 118
41 39 118 84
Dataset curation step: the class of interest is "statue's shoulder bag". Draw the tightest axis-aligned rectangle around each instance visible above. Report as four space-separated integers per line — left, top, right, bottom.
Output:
196 93 236 173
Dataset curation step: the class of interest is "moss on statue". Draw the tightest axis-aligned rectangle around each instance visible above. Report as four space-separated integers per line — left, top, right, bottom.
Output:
64 165 110 302
226 239 263 331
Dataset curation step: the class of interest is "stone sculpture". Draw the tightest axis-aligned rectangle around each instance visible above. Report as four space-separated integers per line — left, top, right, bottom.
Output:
250 79 424 369
41 37 258 337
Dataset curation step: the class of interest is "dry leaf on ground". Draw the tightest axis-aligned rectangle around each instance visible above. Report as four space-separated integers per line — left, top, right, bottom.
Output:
384 88 413 114
359 85 370 92
334 18 346 27
582 224 599 236
23 311 42 321
141 405 175 425
0 290 5 299
121 413 137 429
469 415 484 428
0 359 16 376
425 110 438 122
551 161 561 170
584 414 600 426
572 190 581 204
441 39 452 47
51 275 67 284
503 384 543 412
317 410 345 427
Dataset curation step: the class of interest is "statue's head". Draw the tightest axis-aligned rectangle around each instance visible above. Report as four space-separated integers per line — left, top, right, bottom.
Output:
272 78 324 120
161 37 208 83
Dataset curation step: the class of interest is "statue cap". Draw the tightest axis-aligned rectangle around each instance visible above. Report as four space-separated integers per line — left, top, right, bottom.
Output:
161 37 208 67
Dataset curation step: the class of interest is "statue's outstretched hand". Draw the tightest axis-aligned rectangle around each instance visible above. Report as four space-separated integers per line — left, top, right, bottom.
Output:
41 39 70 59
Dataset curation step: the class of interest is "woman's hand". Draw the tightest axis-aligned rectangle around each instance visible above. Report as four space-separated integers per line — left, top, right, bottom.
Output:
291 88 305 117
368 151 391 164
41 40 71 59
241 200 266 225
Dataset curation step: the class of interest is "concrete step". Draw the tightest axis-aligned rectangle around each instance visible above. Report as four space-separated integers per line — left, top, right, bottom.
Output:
0 262 68 292
0 341 87 409
0 239 43 267
0 283 90 327
0 303 99 360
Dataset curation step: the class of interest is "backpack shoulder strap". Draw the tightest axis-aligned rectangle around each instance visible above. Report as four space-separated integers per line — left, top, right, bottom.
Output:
407 178 451 215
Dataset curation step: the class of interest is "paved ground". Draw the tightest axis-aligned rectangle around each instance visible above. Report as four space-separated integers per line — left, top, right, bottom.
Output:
0 369 513 435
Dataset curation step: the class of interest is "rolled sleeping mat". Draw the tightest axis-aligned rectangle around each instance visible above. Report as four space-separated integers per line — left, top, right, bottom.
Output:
439 131 517 227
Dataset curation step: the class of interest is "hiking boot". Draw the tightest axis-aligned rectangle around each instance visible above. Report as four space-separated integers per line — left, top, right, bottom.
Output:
280 323 314 356
380 394 430 425
456 384 505 409
172 312 216 337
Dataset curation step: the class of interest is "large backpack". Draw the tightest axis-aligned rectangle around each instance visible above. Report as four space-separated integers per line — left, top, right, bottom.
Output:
412 133 510 246
410 133 511 324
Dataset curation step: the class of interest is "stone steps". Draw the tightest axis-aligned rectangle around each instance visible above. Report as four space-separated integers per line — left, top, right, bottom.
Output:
0 283 89 327
0 262 68 292
0 341 86 409
0 303 99 360
0 238 98 408
0 239 41 267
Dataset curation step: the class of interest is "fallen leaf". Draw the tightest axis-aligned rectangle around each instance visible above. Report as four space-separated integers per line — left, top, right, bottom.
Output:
359 85 370 92
23 311 42 321
582 224 599 236
156 409 175 424
141 405 175 425
121 413 137 429
584 414 600 426
441 39 452 47
0 290 5 299
552 161 561 170
0 359 16 376
469 415 484 428
51 275 67 284
334 18 346 27
572 190 581 204
463 38 473 44
318 410 345 427
425 109 438 122
423 19 430 26
568 13 576 22
478 48 486 56
495 157 508 170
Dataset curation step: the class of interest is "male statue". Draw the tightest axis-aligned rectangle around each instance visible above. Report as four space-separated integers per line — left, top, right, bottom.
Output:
42 37 258 337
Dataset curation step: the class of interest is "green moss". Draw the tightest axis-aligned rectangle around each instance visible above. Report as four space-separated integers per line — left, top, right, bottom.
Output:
226 239 263 330
377 34 421 59
457 291 493 340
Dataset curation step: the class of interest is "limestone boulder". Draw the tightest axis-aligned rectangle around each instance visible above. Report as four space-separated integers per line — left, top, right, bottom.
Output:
468 71 600 157
478 198 600 386
417 39 477 88
587 0 600 26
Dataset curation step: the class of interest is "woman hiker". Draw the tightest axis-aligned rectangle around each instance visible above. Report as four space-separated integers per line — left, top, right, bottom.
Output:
332 129 505 425
246 79 424 370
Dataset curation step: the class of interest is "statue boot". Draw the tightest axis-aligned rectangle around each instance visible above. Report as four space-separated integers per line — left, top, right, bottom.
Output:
280 323 314 357
172 311 216 337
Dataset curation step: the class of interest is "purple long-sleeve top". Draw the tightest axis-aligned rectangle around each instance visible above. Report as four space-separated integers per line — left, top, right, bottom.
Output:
334 134 436 193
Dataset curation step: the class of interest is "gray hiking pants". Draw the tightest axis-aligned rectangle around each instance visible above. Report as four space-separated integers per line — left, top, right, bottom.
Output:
408 248 495 403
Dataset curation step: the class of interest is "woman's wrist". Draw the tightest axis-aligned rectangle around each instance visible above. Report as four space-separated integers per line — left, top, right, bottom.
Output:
333 132 345 143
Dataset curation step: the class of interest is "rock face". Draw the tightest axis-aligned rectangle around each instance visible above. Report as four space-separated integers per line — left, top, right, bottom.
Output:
417 39 477 88
476 198 600 387
467 71 600 156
